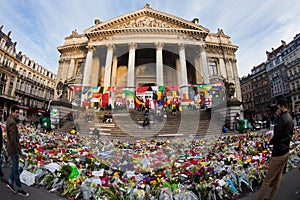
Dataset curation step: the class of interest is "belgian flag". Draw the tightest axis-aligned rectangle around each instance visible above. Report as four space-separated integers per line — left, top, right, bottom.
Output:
135 96 144 105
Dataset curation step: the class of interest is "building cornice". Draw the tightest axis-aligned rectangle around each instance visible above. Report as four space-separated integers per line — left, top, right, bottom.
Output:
86 28 208 40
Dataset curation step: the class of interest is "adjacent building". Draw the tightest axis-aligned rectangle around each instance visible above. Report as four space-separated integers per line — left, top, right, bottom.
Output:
240 74 254 120
0 25 56 121
241 34 300 124
282 33 300 121
251 63 272 120
265 40 290 104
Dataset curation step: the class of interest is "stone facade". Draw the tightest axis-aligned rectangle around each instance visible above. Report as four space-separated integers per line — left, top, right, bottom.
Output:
282 33 300 118
56 4 241 101
0 25 56 120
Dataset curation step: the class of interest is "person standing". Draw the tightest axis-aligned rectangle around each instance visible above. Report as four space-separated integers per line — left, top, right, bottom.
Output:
0 125 9 184
257 99 294 200
6 105 29 196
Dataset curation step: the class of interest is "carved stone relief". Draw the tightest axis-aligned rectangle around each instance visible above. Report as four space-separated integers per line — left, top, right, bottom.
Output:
116 17 175 29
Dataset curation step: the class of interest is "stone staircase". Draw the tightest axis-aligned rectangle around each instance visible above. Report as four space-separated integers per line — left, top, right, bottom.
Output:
57 108 225 139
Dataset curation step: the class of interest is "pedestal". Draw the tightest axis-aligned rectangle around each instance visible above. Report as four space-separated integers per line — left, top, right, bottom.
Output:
226 98 242 131
50 99 73 129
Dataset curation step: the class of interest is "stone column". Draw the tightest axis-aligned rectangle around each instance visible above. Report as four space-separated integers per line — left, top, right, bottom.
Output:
82 45 95 86
176 58 181 86
219 58 227 78
62 59 69 81
226 58 234 82
155 42 164 86
179 44 188 86
0 54 4 63
127 43 137 87
104 44 115 87
200 45 209 84
194 54 203 84
4 76 10 95
232 59 242 101
56 59 64 82
111 56 118 87
68 58 75 79
11 76 17 97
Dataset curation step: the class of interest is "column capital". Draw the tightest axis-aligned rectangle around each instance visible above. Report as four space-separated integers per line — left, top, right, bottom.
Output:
59 58 67 63
178 43 185 51
155 42 164 50
86 45 95 51
106 43 115 50
195 53 201 59
199 44 206 52
128 42 137 50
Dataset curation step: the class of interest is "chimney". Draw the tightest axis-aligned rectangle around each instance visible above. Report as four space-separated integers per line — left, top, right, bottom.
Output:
266 51 270 60
0 25 3 31
192 18 199 24
281 40 286 46
7 31 11 37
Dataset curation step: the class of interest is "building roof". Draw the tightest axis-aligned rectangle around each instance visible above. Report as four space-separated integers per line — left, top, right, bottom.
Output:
266 40 286 60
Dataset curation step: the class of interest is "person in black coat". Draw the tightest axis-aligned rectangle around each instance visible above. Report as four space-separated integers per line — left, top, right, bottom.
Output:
257 99 294 200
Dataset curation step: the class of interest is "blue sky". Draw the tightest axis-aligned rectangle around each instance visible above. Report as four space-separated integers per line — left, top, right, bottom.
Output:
1 0 300 76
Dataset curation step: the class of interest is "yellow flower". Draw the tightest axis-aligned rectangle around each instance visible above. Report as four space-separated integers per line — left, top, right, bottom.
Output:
113 172 120 179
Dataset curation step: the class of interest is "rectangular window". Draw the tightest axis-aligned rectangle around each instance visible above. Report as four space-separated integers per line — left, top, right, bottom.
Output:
209 61 218 76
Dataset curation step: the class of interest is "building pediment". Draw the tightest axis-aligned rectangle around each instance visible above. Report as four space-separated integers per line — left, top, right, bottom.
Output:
84 5 209 37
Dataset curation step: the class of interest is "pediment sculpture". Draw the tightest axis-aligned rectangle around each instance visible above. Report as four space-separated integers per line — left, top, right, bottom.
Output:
115 17 175 29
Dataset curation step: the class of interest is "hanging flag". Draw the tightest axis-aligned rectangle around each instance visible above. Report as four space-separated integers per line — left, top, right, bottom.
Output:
156 99 164 106
87 91 93 99
102 87 110 94
82 86 90 94
165 85 178 91
74 85 83 93
183 93 189 99
158 86 165 92
91 86 100 93
157 92 162 100
172 91 177 98
151 86 158 91
136 86 149 93
67 85 74 91
122 89 134 97
102 93 109 106
193 84 203 89
92 92 101 98
135 96 144 105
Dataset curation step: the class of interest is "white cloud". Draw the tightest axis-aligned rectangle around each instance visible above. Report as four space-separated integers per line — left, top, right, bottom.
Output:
1 0 300 76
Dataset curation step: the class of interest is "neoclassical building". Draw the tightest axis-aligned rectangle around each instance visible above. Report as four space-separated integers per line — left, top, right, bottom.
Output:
0 25 56 121
57 4 241 101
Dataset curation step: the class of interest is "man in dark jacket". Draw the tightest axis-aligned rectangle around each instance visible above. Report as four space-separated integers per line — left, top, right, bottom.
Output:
6 105 29 196
0 125 9 184
257 99 294 200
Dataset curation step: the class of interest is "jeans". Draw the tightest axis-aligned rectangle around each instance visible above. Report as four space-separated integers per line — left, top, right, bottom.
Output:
257 152 289 200
9 154 21 189
0 157 3 178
